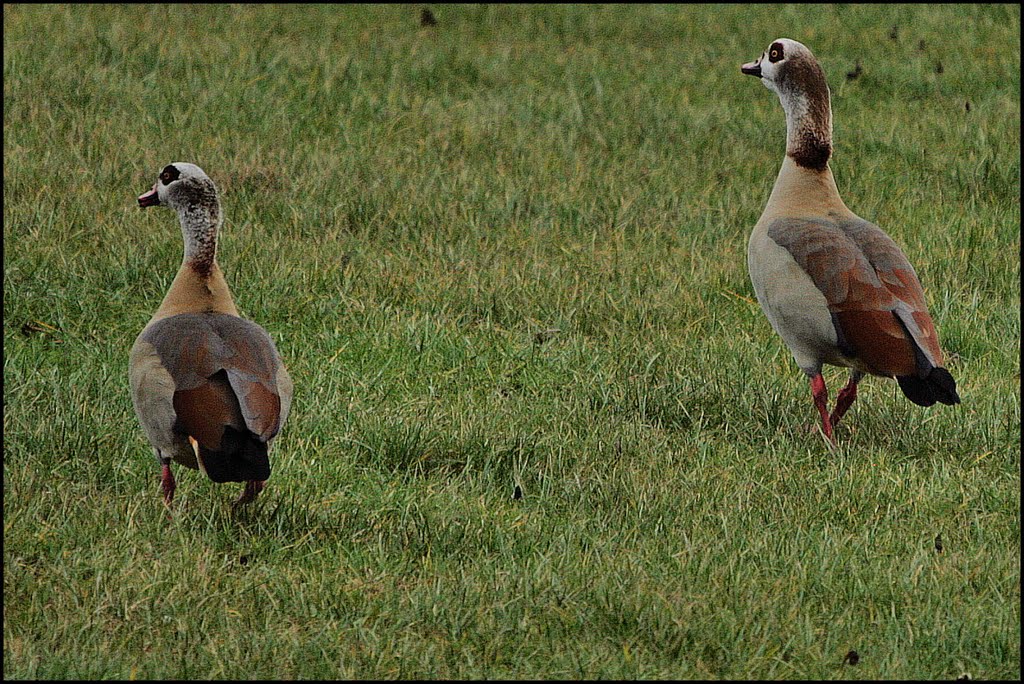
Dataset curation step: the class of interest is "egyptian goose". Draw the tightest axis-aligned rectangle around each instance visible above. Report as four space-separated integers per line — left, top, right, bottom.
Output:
129 163 293 505
741 39 959 441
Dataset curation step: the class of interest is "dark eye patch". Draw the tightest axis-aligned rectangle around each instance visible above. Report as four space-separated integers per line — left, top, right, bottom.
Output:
769 42 784 63
159 164 180 186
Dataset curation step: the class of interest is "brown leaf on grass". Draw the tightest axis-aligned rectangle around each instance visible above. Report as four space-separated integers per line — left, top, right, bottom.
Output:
20 320 63 342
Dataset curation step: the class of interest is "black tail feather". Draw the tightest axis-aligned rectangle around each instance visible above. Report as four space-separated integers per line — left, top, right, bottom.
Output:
897 366 960 407
200 426 271 483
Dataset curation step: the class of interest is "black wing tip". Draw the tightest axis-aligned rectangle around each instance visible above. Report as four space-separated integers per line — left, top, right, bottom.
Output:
897 366 960 407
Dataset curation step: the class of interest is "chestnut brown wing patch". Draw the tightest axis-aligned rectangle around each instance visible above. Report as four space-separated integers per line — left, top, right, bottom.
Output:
140 312 287 448
219 331 285 441
832 309 916 376
171 370 244 452
840 219 944 366
766 217 936 377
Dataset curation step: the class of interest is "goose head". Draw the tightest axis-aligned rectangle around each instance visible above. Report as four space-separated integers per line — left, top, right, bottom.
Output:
741 39 833 171
139 162 222 268
741 40 826 91
138 162 218 212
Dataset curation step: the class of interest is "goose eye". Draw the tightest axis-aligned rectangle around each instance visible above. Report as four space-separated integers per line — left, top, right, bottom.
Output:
769 48 781 62
159 165 180 185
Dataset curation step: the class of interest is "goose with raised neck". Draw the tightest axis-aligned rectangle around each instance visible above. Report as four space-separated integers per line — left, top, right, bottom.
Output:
741 39 959 442
130 162 292 506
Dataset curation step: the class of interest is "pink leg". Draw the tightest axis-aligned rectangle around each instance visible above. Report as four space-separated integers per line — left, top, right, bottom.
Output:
830 371 863 428
160 460 177 507
809 373 834 442
234 480 266 506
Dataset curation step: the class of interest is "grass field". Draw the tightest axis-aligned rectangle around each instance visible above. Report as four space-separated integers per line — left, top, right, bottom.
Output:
3 3 1020 679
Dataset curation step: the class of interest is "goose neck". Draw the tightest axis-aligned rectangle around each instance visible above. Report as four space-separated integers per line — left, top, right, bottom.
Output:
765 156 852 218
178 201 220 275
780 83 833 171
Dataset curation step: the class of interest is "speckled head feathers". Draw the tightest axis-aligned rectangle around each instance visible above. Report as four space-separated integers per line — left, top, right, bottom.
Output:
138 162 218 212
741 39 827 97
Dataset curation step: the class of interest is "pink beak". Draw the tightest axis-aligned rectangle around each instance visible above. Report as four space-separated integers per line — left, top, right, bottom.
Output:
138 183 160 208
741 60 762 77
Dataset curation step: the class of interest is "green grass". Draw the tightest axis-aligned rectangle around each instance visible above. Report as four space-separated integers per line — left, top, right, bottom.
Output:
4 3 1020 679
